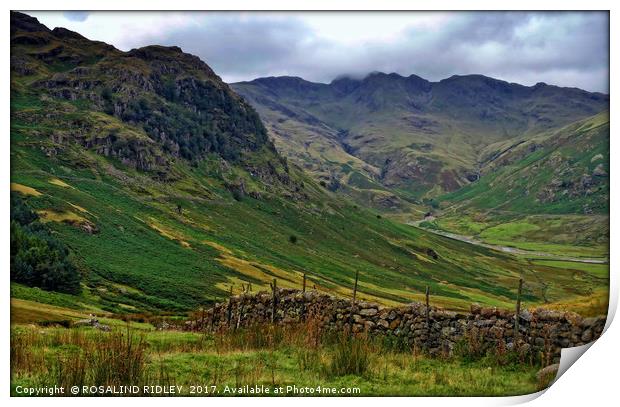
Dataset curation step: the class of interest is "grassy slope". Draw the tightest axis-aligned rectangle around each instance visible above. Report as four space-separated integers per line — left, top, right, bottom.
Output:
10 321 542 396
11 119 608 315
11 91 603 312
440 112 609 214
9 13 607 319
233 75 608 201
10 85 607 317
419 112 609 265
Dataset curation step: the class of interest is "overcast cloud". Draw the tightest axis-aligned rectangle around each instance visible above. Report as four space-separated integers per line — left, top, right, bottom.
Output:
29 11 609 92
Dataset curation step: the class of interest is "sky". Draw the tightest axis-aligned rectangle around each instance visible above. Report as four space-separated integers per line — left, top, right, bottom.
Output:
28 11 609 93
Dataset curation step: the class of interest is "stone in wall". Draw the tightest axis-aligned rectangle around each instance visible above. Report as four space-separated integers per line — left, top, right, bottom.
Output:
182 289 606 363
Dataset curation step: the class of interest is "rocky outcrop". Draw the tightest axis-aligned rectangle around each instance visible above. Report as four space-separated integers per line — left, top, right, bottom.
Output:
185 289 606 363
11 11 274 166
73 315 111 331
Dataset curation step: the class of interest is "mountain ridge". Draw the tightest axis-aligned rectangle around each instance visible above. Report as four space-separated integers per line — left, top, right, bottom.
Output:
237 71 609 99
10 12 609 317
232 71 608 209
11 11 308 201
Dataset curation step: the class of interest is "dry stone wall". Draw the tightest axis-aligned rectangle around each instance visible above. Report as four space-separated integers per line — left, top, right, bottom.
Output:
185 289 606 363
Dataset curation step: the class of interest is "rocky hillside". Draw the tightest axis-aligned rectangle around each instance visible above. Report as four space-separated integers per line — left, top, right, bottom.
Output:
11 11 300 197
10 12 607 316
440 111 609 215
232 73 609 207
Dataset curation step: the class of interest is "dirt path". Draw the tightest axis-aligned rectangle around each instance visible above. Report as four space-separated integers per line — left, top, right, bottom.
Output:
407 221 608 264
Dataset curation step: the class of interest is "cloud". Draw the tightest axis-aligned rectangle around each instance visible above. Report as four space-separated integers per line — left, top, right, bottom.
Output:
63 11 89 22
346 12 610 92
146 14 324 82
31 11 609 92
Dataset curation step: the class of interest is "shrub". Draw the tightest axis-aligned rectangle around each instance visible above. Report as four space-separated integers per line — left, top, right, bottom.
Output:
297 348 321 371
289 235 298 244
453 326 486 362
10 194 81 294
327 334 370 377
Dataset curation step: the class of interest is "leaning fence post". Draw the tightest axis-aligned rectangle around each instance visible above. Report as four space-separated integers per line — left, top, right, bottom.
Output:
353 271 359 302
425 286 431 344
514 278 523 339
300 273 307 321
270 278 278 323
348 270 360 336
236 296 244 330
200 306 205 330
227 285 234 327
210 297 217 332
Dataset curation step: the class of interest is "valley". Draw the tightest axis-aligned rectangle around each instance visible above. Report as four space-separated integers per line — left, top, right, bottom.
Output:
9 12 608 320
8 11 611 397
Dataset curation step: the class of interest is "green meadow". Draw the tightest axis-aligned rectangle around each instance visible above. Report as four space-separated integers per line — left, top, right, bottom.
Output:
10 316 544 397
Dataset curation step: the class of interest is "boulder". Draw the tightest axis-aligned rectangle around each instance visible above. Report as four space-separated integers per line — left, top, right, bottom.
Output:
359 308 378 317
389 319 401 330
581 329 593 343
536 363 560 387
470 303 482 314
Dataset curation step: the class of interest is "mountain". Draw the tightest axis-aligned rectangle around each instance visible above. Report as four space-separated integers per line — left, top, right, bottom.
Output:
232 73 609 209
10 12 606 318
441 111 609 214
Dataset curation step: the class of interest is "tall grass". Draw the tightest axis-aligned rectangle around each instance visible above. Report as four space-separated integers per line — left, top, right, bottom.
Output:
327 333 371 377
11 326 154 390
11 318 542 396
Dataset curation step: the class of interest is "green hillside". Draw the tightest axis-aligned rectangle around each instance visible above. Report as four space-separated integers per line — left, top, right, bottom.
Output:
417 112 609 259
440 111 609 214
232 74 608 201
10 12 607 318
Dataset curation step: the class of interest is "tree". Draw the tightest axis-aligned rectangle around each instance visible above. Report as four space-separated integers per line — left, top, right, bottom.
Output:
10 194 81 294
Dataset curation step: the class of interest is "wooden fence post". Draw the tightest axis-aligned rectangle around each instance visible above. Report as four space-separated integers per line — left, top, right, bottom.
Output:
236 297 244 330
300 273 307 321
426 286 431 342
209 298 217 332
200 306 205 330
353 271 359 302
514 278 523 339
210 297 216 332
227 285 234 327
348 270 360 336
271 278 278 323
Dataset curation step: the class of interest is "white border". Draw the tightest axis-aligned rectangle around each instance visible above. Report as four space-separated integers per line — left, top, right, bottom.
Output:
3 1 617 406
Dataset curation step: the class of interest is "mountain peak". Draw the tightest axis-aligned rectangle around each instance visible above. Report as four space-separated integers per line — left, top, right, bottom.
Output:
10 11 50 34
126 45 218 80
330 75 362 93
51 27 87 40
251 76 312 86
11 12 274 166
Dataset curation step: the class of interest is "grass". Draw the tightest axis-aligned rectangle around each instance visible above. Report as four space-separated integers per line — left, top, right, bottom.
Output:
10 319 542 396
542 289 609 317
530 260 608 279
425 212 608 259
9 35 608 322
13 104 604 315
11 182 42 196
439 113 609 215
480 222 541 241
